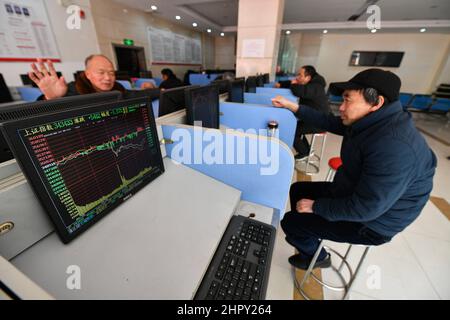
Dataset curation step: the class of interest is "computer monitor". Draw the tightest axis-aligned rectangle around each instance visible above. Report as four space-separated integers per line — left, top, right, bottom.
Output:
0 97 165 243
246 76 257 93
185 84 220 129
256 75 264 87
229 79 245 103
122 88 160 102
158 85 195 117
0 91 122 163
0 74 13 104
211 79 231 95
21 72 62 87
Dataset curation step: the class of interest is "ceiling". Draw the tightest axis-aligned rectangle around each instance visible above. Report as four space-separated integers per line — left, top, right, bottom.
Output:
111 0 450 34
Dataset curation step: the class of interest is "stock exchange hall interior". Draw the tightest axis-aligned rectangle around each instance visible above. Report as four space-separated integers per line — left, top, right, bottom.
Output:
1 0 450 301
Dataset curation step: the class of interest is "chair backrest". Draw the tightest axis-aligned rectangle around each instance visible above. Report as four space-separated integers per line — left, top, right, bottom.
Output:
430 98 450 113
17 87 42 102
399 92 413 107
116 80 132 90
408 95 432 110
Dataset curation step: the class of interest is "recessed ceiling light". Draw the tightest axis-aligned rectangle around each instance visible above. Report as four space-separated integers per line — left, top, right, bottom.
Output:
323 29 328 34
285 30 291 35
150 5 157 11
192 22 198 27
175 15 181 20
371 29 377 33
207 29 212 33
220 32 225 37
420 28 426 32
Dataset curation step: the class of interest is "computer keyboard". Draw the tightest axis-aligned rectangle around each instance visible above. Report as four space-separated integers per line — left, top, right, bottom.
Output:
194 215 276 300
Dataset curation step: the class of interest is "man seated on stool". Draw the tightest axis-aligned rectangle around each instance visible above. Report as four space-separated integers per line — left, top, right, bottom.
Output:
272 69 436 270
275 66 331 159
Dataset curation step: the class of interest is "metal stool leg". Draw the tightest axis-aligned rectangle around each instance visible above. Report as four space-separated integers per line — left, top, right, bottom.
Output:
294 242 371 300
343 246 370 300
301 133 327 175
295 240 325 300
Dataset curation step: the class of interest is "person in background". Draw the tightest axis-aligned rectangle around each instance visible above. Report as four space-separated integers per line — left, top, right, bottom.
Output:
159 68 184 90
272 69 436 270
29 55 126 100
276 65 331 159
275 65 286 77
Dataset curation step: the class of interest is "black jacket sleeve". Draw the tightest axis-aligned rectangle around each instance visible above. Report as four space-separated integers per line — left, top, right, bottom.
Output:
295 105 345 136
290 83 323 101
278 80 292 89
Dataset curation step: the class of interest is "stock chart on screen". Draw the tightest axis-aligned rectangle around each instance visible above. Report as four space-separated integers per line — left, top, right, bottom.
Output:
2 100 164 242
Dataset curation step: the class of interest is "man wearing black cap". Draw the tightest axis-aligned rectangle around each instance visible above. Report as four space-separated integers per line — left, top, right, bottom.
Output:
272 69 437 270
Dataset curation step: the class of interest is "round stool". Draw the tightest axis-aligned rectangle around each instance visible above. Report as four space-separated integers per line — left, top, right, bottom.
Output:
294 240 371 300
325 157 342 182
295 132 327 175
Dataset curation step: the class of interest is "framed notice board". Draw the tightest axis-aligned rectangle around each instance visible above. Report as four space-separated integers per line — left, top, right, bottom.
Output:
0 0 60 62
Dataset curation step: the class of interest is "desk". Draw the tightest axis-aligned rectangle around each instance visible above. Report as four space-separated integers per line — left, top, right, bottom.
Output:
10 158 242 299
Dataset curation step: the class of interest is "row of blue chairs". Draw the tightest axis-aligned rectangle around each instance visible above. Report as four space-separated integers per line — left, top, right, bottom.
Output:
400 93 450 113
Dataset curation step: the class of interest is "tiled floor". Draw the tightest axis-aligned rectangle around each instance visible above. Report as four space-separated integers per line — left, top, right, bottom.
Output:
267 113 450 300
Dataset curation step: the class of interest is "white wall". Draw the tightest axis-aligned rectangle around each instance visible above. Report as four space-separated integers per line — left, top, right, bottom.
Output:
316 33 450 94
435 47 450 86
296 33 322 70
215 36 236 70
1 0 100 87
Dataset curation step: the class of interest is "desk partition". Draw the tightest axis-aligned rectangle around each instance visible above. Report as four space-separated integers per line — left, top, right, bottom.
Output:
244 92 298 106
219 102 297 148
162 124 294 215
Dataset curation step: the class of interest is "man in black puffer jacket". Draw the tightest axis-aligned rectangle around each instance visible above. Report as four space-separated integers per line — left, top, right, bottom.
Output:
276 66 331 158
272 69 437 270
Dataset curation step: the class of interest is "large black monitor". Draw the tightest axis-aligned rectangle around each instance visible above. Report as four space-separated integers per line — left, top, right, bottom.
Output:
158 85 194 117
211 79 231 95
185 84 220 129
0 74 13 104
0 97 165 243
0 91 122 163
122 88 160 102
256 75 265 87
21 72 62 87
229 79 245 103
246 76 257 93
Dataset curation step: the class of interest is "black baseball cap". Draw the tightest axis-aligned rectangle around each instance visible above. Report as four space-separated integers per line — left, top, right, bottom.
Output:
329 68 401 102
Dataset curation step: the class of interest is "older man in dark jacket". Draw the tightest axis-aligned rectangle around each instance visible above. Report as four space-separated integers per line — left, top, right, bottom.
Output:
272 69 437 270
276 66 331 158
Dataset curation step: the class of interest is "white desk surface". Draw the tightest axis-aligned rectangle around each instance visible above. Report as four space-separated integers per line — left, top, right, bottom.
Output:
11 158 242 299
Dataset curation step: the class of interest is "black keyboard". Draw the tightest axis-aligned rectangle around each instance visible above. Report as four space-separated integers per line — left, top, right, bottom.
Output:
194 215 276 300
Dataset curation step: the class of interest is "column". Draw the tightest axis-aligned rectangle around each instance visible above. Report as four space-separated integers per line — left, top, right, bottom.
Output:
235 0 285 81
